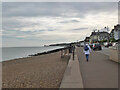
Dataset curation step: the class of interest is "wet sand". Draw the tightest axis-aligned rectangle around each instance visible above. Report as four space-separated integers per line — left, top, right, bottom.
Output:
2 51 70 88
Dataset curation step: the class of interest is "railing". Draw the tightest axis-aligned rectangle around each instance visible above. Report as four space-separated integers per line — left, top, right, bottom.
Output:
61 46 75 60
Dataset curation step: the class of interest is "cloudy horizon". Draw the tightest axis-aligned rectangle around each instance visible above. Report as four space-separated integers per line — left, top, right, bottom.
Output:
2 2 118 47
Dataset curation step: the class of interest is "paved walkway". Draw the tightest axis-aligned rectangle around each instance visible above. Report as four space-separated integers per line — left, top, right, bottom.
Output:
98 46 110 56
60 53 83 88
76 47 118 88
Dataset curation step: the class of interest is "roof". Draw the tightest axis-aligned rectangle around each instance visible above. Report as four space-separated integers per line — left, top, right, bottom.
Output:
90 31 109 36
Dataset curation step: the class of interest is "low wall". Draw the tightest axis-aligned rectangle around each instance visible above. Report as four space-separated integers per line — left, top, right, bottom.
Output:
109 48 119 63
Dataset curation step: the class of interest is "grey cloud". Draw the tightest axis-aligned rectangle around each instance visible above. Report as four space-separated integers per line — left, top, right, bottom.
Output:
48 29 54 31
2 2 117 18
2 17 40 31
2 2 118 47
2 2 117 33
72 28 88 30
59 19 80 23
2 2 65 17
71 20 80 22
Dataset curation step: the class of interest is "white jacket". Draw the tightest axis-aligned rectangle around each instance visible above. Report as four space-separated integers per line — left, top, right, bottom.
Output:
83 45 91 54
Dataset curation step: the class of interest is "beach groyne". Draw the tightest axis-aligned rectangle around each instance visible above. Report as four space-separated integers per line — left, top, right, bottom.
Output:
29 46 70 56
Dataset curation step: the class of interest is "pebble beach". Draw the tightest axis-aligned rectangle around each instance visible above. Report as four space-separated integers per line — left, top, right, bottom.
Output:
2 51 70 88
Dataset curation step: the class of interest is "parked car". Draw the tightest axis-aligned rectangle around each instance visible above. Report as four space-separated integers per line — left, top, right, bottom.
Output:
113 42 118 47
76 44 80 47
112 42 119 49
107 43 112 47
80 42 85 47
104 42 108 47
93 43 102 50
104 42 112 47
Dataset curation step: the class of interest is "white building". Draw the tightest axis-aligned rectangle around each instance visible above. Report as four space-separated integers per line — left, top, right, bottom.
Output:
112 24 120 40
90 30 110 43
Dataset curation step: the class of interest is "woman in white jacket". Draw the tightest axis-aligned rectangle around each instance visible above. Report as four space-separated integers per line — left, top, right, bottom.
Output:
83 44 91 62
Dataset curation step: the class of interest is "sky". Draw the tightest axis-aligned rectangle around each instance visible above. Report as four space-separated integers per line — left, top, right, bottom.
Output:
2 2 118 47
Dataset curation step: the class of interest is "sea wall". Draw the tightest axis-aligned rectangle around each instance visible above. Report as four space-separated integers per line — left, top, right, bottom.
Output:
109 47 119 63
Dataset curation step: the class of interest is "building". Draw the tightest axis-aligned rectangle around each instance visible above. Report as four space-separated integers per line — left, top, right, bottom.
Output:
90 31 98 43
90 30 110 43
110 29 114 39
110 24 120 40
98 31 110 41
84 37 90 42
113 24 120 40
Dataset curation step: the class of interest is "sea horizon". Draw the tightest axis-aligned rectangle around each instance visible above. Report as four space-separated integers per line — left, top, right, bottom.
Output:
1 46 65 62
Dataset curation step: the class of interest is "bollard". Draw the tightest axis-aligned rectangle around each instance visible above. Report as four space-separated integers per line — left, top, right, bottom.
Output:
73 51 74 60
72 46 75 60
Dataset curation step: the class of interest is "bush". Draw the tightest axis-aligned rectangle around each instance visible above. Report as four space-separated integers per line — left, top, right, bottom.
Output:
109 38 117 42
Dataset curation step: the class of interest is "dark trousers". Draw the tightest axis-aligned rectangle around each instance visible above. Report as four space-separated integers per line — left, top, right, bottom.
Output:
85 54 89 61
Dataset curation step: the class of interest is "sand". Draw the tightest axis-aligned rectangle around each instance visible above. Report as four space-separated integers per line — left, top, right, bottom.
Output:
2 51 70 88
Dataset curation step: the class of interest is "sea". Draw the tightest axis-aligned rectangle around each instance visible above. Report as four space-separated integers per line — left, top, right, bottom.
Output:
0 46 65 62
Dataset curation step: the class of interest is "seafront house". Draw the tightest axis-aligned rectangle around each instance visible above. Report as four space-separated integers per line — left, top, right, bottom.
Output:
84 37 90 42
89 31 98 43
113 24 120 40
110 29 114 39
97 31 110 41
110 24 120 40
90 30 110 43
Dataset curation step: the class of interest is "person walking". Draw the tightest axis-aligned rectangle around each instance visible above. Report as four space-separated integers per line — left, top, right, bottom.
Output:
83 44 91 62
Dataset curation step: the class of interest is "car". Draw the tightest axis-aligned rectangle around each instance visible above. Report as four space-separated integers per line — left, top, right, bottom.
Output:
80 43 85 47
113 42 119 49
76 44 80 47
104 42 112 47
107 43 112 47
93 43 102 50
104 42 108 47
113 42 118 47
106 43 112 47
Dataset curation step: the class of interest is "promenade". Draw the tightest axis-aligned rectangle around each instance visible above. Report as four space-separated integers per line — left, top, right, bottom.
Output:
76 47 118 88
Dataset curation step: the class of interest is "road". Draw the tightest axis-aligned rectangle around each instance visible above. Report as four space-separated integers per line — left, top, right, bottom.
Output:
96 46 110 56
76 47 118 88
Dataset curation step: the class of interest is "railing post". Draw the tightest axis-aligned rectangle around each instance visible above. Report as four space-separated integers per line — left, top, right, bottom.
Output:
72 46 75 60
73 49 75 60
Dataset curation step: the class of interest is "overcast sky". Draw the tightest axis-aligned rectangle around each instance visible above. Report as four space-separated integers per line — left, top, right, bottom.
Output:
2 2 118 47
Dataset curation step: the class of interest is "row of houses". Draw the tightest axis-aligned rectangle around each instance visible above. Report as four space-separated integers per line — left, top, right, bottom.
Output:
84 24 120 43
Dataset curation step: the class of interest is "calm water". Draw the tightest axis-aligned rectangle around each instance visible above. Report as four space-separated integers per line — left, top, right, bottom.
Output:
1 46 64 62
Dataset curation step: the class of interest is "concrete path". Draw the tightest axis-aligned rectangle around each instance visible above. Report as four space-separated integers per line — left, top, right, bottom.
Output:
76 47 118 88
60 53 83 88
97 46 110 56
